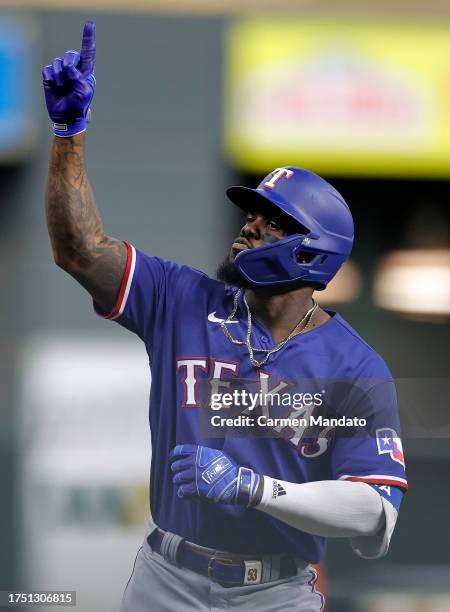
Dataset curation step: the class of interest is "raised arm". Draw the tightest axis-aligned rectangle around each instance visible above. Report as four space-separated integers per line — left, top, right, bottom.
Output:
43 21 126 312
46 133 126 311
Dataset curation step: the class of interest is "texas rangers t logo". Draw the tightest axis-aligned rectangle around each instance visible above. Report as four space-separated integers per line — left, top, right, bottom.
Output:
264 168 294 190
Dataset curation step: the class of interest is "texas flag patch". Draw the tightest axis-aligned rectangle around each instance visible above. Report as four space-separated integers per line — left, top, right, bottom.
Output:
376 428 405 467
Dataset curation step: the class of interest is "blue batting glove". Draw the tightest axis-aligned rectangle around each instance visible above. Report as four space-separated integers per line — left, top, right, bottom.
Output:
42 21 96 137
169 444 261 507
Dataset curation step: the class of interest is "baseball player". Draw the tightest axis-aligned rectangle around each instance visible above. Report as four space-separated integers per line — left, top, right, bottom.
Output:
42 22 407 612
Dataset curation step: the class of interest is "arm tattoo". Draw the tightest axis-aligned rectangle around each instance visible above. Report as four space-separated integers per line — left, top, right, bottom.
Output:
45 134 127 311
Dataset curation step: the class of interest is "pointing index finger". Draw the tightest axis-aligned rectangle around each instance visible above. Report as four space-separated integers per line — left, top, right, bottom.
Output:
80 20 96 75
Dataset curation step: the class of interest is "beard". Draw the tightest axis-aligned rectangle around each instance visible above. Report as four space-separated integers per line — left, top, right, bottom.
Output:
216 256 251 288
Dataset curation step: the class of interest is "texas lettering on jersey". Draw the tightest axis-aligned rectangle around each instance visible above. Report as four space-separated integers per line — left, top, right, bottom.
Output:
176 357 332 457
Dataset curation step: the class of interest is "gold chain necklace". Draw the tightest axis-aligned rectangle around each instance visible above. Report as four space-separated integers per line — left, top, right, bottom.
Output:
219 289 318 368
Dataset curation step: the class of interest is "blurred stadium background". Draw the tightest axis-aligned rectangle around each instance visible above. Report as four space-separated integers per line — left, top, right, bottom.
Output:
0 1 449 611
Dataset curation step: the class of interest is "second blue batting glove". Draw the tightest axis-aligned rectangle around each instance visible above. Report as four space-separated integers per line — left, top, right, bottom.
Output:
169 444 261 507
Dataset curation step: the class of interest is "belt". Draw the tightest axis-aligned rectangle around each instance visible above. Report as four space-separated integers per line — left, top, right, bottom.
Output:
147 528 299 588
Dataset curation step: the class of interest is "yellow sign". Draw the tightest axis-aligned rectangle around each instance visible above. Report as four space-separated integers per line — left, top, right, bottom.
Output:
224 18 450 177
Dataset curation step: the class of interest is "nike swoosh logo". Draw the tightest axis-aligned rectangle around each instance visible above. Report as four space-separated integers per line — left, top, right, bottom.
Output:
208 312 239 324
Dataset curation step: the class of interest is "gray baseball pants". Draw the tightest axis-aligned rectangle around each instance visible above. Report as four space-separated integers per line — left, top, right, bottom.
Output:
119 531 325 611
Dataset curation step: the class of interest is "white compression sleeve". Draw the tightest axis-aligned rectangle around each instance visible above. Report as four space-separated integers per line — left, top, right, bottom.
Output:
255 477 385 538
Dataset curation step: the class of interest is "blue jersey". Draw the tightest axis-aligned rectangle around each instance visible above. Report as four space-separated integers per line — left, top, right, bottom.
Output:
95 243 407 564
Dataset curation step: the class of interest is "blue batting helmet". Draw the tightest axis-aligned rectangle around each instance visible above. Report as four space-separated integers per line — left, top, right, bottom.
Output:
226 167 354 288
